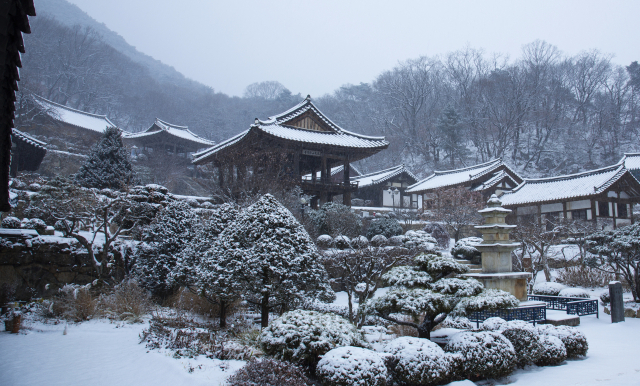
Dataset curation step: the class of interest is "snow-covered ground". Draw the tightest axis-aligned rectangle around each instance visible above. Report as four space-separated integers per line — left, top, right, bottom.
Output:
2 299 639 385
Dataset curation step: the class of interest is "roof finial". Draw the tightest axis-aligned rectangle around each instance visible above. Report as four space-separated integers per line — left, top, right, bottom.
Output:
254 118 259 125
306 94 311 101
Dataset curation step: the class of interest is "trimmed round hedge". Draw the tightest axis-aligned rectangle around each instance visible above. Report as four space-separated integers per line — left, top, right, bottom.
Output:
444 331 516 379
384 337 453 385
317 346 387 386
535 335 567 366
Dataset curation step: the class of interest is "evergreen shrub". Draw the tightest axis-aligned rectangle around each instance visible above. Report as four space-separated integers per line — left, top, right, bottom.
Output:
316 346 387 386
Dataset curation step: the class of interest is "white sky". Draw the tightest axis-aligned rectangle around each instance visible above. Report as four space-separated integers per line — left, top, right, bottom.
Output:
67 0 639 98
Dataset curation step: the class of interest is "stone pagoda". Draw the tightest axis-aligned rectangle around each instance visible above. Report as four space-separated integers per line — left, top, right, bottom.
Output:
464 194 530 301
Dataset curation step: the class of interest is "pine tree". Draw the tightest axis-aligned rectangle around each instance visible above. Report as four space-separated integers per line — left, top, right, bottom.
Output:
75 126 136 190
210 194 335 327
363 253 519 339
437 106 467 167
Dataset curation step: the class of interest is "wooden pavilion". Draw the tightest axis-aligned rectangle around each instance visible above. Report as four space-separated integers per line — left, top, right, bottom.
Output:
193 96 389 206
124 118 215 157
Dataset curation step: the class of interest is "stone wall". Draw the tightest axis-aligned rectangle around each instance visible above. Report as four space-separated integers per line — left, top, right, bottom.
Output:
0 235 108 300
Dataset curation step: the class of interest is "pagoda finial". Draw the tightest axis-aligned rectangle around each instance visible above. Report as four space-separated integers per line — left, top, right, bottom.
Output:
487 194 502 208
306 94 311 101
254 118 259 125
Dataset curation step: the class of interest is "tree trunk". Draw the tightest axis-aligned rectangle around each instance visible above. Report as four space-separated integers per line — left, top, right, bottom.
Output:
261 292 270 328
219 300 227 328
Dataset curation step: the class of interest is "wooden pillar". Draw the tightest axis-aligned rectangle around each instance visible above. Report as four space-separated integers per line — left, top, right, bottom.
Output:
326 159 332 183
343 160 351 206
630 203 634 224
321 156 327 184
562 202 567 220
312 167 317 184
218 166 224 187
293 152 300 178
537 204 542 226
612 198 617 230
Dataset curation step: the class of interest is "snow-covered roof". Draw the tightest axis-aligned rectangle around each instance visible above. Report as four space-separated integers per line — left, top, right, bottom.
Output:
407 159 520 193
302 164 362 180
12 128 46 149
500 163 631 206
470 170 513 192
193 96 388 164
620 153 640 171
351 164 418 188
124 118 215 146
33 95 117 134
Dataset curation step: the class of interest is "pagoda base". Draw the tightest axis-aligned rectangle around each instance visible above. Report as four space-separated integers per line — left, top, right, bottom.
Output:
463 272 531 301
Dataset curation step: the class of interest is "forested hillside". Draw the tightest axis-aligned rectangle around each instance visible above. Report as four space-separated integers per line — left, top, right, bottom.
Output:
17 0 640 179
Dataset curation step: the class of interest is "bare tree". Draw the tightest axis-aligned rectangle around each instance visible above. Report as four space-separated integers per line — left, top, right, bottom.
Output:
428 186 484 242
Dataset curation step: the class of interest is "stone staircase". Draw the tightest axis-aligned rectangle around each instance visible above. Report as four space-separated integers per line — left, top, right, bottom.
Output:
455 259 482 273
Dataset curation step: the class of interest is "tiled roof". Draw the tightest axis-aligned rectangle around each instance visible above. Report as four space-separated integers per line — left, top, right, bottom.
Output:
499 164 629 206
125 118 214 146
351 164 418 188
470 170 517 192
193 96 388 164
406 159 516 193
620 153 640 171
33 95 117 134
12 128 46 149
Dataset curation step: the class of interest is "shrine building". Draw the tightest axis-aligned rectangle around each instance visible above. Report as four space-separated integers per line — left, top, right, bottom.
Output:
124 118 215 157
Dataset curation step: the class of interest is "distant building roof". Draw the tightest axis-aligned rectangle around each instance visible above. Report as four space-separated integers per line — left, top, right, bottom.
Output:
125 118 214 147
33 95 117 134
406 159 521 193
351 164 418 188
193 96 388 164
620 153 640 171
499 163 635 207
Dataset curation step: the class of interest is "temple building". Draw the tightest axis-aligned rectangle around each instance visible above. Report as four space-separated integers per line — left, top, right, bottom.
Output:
406 159 523 209
350 164 418 208
193 96 389 206
124 118 215 157
499 163 640 230
26 95 120 151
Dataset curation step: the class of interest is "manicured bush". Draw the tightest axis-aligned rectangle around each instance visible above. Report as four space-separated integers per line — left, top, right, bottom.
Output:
317 346 387 386
444 331 516 379
423 222 450 249
259 310 367 367
1 216 21 229
384 337 453 385
558 288 591 298
501 325 544 368
439 315 474 330
532 281 566 296
351 235 369 249
333 235 351 249
227 358 311 386
370 234 388 247
600 292 610 304
316 235 333 249
366 218 403 239
451 237 483 262
535 335 567 366
388 235 407 246
404 230 437 253
22 218 46 232
479 317 507 331
537 325 588 358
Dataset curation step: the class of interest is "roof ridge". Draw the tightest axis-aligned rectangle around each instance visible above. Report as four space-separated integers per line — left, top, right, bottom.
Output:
353 164 404 179
433 158 501 176
155 118 189 130
519 163 623 184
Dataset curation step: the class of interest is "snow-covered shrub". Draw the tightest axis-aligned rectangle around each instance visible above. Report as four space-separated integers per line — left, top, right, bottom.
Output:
501 325 544 368
452 289 520 316
53 283 98 321
259 310 367 366
537 325 588 358
366 218 403 239
451 237 483 262
22 218 46 232
438 315 474 330
444 331 516 379
479 317 507 331
600 291 610 304
316 234 333 249
423 222 450 249
316 346 387 386
351 235 369 249
227 358 311 386
27 183 41 191
382 265 432 288
333 235 351 249
184 198 199 208
310 202 362 238
370 234 388 247
384 336 453 385
535 335 567 366
558 288 591 298
532 281 566 296
99 279 152 322
403 230 437 253
432 278 483 296
1 216 21 229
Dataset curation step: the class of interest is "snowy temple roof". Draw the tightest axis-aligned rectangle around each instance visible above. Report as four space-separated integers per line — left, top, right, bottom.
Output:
499 163 631 206
620 153 640 171
12 128 46 149
351 164 418 188
193 96 388 164
470 170 512 192
33 95 117 134
406 159 520 193
124 118 215 146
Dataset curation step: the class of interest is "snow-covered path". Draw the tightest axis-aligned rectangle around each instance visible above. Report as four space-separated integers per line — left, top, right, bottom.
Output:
0 320 244 386
1 306 639 385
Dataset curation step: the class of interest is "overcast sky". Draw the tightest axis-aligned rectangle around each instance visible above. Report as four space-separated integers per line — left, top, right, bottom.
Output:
67 0 639 98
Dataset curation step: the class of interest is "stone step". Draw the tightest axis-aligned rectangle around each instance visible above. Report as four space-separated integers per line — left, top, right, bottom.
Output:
468 268 483 273
455 259 473 265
